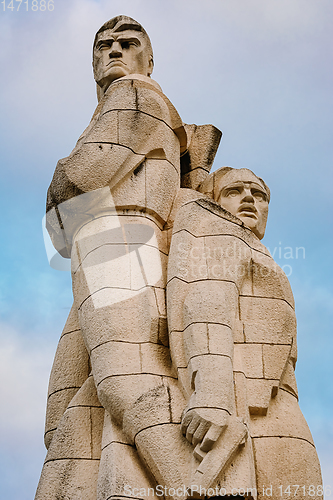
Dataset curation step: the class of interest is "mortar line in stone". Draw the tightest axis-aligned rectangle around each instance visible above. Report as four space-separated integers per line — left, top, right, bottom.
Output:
101 440 134 451
102 107 177 134
96 373 177 388
171 227 270 258
44 427 57 436
252 435 316 447
47 386 82 399
238 375 279 382
166 275 240 295
77 285 165 310
74 242 167 274
233 341 290 346
133 421 180 443
84 140 179 174
105 494 144 500
182 321 232 331
60 328 81 339
67 404 103 410
90 339 168 353
196 200 264 239
186 352 232 367
239 294 294 309
279 386 299 398
44 457 100 465
73 210 164 241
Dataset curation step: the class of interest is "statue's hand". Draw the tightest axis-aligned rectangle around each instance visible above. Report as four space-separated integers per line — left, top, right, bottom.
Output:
181 407 229 453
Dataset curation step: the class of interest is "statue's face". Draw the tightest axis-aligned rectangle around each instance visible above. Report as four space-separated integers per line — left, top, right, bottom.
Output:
93 29 153 91
216 169 269 239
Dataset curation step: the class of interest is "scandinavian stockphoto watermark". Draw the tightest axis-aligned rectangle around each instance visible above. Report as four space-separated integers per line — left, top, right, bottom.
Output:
266 241 305 277
175 239 305 280
42 186 306 307
42 187 162 308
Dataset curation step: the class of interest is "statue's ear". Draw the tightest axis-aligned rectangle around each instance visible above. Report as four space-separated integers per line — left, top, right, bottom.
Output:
147 56 154 77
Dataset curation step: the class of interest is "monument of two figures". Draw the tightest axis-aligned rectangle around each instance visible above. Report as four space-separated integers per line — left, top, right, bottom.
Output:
36 15 322 500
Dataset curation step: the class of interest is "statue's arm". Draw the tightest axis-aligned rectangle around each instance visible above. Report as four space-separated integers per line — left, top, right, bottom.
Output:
167 203 244 452
46 80 182 258
48 79 182 202
179 280 237 451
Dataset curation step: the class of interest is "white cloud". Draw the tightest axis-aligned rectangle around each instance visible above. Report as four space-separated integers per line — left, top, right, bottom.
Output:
0 323 55 438
1 0 331 146
0 1 331 494
0 320 65 498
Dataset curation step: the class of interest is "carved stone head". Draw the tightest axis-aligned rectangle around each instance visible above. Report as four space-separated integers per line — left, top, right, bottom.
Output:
93 15 154 98
199 167 270 240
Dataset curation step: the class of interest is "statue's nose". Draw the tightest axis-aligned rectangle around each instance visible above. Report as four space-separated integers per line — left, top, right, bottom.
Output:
109 41 122 57
242 189 254 202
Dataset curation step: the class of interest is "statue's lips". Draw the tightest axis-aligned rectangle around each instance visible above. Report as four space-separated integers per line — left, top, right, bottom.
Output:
238 205 257 219
107 59 127 67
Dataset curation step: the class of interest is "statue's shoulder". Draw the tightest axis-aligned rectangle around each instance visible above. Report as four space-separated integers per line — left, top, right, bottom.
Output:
96 75 186 151
103 76 182 125
173 195 269 255
174 195 246 234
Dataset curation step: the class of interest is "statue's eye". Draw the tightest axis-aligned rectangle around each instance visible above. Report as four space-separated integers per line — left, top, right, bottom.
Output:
253 191 266 201
98 42 110 50
121 40 138 49
227 189 240 197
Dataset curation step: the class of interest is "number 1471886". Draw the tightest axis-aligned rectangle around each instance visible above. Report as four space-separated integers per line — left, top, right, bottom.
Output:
278 485 330 497
1 0 54 10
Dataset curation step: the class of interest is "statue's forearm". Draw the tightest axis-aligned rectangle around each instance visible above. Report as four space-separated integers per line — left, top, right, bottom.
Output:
182 281 237 413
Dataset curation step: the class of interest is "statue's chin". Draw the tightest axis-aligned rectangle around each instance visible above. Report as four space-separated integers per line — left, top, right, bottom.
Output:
96 68 129 93
238 217 265 240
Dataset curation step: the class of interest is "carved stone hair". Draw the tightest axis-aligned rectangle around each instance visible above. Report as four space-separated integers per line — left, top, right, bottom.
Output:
198 166 270 203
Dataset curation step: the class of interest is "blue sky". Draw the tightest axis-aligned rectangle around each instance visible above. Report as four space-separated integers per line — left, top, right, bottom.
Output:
0 0 332 498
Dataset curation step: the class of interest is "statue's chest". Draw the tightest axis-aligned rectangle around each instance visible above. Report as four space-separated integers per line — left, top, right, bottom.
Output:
234 250 296 415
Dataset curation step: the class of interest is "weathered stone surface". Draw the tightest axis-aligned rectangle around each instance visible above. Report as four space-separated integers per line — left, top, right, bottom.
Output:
97 440 156 499
167 166 322 496
35 459 100 500
181 124 222 189
37 14 322 500
44 306 90 448
253 436 322 500
134 424 193 498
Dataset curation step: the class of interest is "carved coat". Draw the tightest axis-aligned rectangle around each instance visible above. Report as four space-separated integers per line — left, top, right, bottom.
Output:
167 196 322 498
36 75 188 500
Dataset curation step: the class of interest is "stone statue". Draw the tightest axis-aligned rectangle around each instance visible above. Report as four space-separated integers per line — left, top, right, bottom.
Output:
167 166 323 498
36 15 221 500
36 14 322 500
